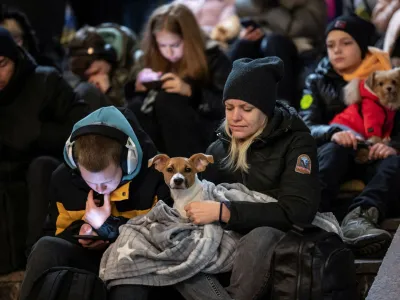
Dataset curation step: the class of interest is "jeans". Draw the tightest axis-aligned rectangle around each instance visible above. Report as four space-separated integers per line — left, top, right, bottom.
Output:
350 155 400 220
317 142 384 212
176 227 285 300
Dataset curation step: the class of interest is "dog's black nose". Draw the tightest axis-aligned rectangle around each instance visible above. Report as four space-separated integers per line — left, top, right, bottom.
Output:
174 178 184 185
387 86 393 92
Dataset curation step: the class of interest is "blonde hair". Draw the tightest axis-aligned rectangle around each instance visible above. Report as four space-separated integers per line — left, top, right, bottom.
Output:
222 119 267 173
141 3 209 82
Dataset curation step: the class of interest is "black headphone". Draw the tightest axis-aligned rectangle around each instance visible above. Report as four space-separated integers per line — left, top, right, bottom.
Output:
68 44 117 64
64 124 139 175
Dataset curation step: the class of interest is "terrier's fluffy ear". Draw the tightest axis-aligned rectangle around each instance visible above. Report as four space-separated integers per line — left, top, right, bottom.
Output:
344 79 361 105
148 154 170 172
396 67 400 79
365 71 376 91
189 153 214 172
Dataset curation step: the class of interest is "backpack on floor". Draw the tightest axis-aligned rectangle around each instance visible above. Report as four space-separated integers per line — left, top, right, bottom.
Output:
270 226 357 300
26 267 107 300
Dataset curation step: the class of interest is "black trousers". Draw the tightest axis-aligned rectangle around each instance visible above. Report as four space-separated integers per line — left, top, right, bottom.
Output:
128 91 217 157
20 237 173 300
318 142 400 219
20 237 104 300
227 34 300 109
26 156 61 255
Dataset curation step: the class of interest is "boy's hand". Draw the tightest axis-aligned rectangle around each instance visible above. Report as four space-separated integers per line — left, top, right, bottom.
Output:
78 223 109 250
84 191 111 229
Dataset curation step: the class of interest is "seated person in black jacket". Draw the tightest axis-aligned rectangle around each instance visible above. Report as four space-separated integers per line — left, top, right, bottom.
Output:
299 15 399 257
172 57 320 300
18 106 171 300
0 27 88 273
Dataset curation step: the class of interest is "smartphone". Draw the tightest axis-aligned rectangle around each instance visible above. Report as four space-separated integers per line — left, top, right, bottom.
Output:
93 191 104 206
142 80 164 90
73 235 110 241
240 18 261 29
357 140 372 149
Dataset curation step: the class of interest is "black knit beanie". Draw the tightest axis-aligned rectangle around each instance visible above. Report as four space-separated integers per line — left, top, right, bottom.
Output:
325 14 375 58
0 26 18 62
222 56 284 119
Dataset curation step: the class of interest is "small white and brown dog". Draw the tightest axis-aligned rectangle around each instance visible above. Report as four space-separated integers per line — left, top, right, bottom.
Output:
148 153 214 218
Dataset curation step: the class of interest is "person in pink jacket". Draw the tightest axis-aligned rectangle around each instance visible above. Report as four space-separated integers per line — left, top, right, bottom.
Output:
173 0 236 34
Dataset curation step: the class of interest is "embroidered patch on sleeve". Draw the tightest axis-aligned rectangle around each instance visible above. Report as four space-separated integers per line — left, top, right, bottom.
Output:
300 94 313 110
295 154 312 175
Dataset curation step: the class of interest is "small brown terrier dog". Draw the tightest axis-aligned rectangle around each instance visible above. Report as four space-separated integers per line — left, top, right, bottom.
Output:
345 68 400 163
148 153 214 218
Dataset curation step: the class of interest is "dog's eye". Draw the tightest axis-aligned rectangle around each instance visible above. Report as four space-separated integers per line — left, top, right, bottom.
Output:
392 80 397 85
167 167 173 173
379 82 384 86
184 167 192 173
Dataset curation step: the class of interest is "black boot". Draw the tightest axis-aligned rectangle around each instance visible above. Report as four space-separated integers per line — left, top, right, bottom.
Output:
341 207 392 257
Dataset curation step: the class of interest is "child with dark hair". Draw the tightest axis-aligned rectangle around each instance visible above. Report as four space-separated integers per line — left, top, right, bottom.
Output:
66 25 136 107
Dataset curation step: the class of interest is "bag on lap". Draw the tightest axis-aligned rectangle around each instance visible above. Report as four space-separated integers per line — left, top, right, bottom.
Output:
26 267 107 300
270 226 357 300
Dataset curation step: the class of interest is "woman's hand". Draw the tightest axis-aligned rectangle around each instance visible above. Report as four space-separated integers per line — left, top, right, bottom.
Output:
161 73 192 97
84 191 111 230
331 130 363 150
368 143 397 160
185 201 230 225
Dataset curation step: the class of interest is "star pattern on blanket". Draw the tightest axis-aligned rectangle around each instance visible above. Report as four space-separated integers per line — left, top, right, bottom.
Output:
193 231 202 243
117 241 136 262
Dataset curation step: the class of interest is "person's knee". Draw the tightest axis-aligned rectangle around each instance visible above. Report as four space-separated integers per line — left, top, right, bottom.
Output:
379 155 400 170
30 236 66 256
318 142 353 163
239 227 284 251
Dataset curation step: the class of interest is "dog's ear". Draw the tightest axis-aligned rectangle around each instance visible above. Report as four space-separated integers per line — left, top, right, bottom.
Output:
189 153 214 172
148 154 170 171
365 71 376 90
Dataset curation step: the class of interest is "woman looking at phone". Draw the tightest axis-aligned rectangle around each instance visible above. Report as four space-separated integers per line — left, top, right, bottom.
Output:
127 3 231 157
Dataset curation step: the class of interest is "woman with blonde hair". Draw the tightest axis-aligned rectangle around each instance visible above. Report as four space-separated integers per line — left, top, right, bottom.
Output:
127 3 231 157
177 56 321 300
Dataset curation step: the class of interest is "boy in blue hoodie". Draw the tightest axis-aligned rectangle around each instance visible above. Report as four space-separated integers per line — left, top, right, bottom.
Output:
19 106 171 300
